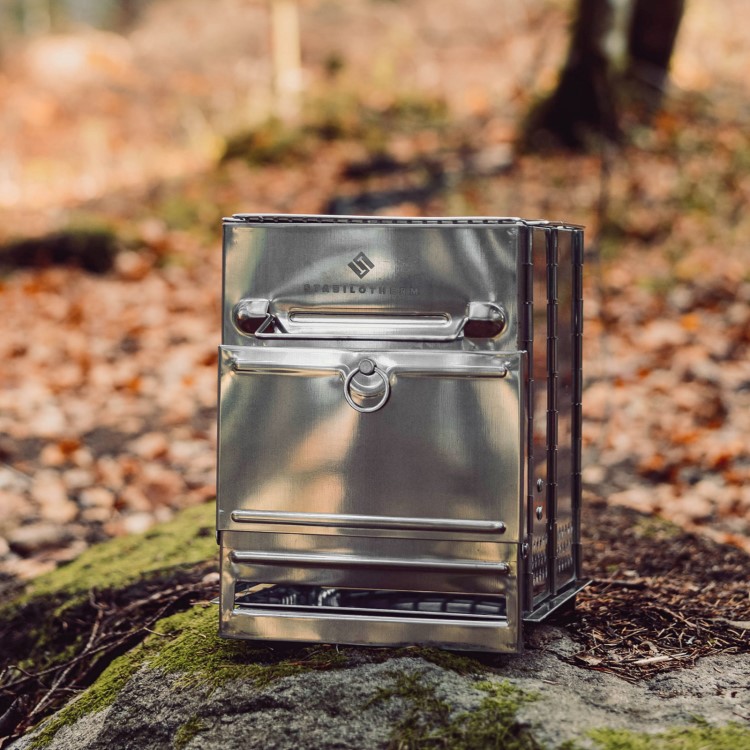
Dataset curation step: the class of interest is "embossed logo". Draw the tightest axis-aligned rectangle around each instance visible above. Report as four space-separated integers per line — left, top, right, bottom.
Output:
348 252 374 278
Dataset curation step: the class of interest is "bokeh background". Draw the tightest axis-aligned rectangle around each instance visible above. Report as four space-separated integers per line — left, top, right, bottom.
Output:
1 0 749 586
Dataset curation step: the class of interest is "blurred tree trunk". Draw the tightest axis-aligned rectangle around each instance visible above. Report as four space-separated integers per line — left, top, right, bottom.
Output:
117 0 143 28
521 0 685 151
270 0 302 121
625 0 686 116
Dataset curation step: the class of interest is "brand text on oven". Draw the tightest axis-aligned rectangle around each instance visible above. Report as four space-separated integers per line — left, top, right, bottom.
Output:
303 284 420 295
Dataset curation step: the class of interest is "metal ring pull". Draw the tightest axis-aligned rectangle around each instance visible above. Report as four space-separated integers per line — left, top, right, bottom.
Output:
344 359 390 413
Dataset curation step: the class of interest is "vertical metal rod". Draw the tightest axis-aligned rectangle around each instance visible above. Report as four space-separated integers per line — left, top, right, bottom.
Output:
571 229 585 581
546 228 559 596
520 225 535 613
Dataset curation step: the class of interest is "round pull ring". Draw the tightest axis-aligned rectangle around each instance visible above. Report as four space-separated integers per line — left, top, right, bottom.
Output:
344 359 390 413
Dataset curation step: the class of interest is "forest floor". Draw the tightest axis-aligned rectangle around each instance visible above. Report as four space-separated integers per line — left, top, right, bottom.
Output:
0 0 749 583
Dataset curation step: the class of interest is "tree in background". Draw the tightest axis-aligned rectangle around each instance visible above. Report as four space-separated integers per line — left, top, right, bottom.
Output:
521 0 685 151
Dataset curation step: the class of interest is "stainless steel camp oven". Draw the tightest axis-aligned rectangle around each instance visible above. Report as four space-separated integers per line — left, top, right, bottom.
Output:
217 214 586 653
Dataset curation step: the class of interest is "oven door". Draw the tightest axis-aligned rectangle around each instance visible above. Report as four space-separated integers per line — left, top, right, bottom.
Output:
218 346 525 541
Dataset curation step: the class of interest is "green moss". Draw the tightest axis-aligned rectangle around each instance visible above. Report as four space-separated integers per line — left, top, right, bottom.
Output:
414 647 487 676
588 720 750 750
443 681 540 750
28 502 216 600
62 212 118 237
29 607 225 747
221 116 312 165
371 672 540 750
632 515 682 541
31 645 147 748
148 605 292 688
221 91 449 166
155 193 222 235
29 602 351 747
368 671 453 748
635 275 680 297
2 502 217 745
173 716 208 750
326 645 488 678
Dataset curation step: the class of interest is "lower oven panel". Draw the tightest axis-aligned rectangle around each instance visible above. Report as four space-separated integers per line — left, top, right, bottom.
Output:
219 535 522 652
218 347 525 541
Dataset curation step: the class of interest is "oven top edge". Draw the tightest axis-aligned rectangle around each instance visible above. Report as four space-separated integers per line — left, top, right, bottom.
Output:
223 213 585 230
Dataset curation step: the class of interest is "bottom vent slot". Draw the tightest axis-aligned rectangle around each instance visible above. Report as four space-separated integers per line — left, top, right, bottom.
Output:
234 584 507 621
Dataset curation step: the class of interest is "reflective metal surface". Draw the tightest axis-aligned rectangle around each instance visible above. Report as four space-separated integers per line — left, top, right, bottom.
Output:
217 214 585 652
218 347 521 538
222 219 524 351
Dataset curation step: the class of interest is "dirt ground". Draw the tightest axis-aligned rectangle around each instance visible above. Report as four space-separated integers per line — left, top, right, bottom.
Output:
0 0 749 584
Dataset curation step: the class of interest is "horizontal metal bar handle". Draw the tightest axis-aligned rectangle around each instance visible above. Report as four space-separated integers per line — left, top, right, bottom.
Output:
289 313 449 325
254 314 461 342
234 299 507 341
230 509 507 534
227 356 510 380
231 550 512 574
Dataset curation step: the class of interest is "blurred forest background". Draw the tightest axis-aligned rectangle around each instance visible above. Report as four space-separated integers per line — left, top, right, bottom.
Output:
0 0 749 587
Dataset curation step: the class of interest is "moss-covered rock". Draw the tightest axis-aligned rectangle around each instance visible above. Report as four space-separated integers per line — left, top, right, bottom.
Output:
28 603 349 748
6 500 750 750
173 716 208 750
25 501 216 600
368 672 540 750
18 651 522 750
1 502 217 742
587 720 750 750
21 632 750 750
23 603 495 748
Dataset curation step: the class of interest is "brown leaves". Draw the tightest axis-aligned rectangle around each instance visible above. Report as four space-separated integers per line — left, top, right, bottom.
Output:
0 257 220 580
585 262 750 551
568 500 750 681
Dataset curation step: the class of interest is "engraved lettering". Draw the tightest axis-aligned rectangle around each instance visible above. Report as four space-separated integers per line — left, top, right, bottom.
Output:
301 282 421 295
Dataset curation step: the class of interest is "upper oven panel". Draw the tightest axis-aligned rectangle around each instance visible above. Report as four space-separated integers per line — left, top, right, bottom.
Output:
222 219 523 350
